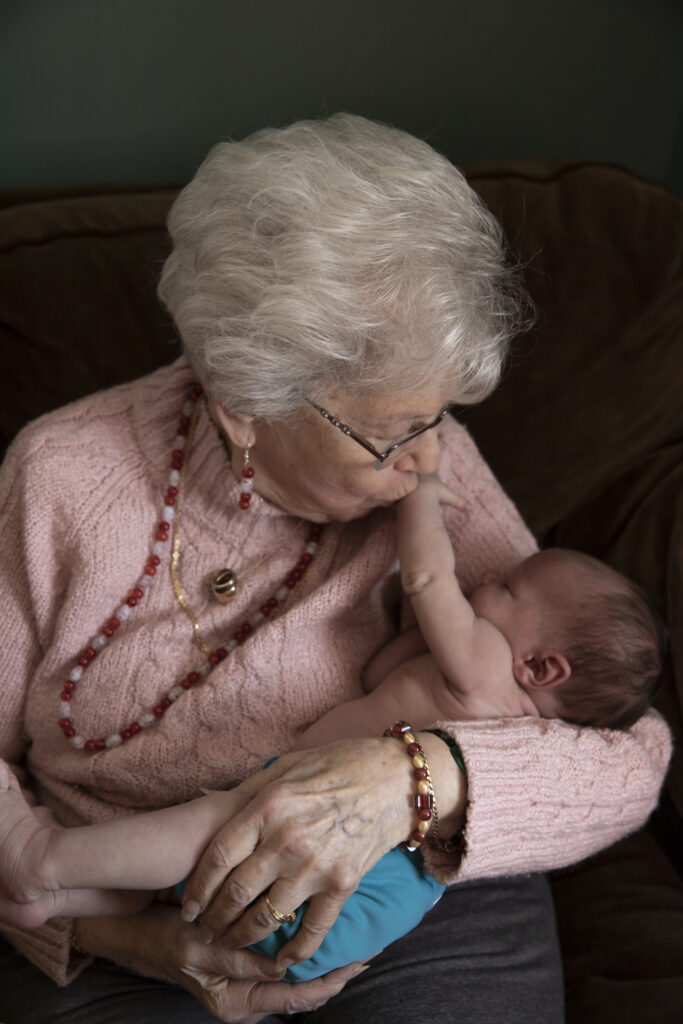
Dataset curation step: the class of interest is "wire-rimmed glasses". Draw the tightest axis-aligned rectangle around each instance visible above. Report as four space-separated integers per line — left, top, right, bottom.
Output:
306 399 455 470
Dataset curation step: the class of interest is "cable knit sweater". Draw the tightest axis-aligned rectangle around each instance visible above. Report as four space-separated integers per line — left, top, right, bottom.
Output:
0 358 671 985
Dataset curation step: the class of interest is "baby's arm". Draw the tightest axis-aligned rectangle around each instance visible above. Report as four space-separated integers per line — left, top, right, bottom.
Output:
396 477 518 702
298 477 526 750
295 654 444 749
362 626 428 691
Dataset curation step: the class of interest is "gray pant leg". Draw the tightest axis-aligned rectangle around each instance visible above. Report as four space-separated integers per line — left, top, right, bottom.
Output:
0 939 215 1024
0 937 285 1024
297 874 565 1024
0 875 563 1024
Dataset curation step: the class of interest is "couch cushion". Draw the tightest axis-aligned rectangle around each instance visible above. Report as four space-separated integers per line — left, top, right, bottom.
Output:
0 189 179 453
463 161 683 539
551 829 683 1024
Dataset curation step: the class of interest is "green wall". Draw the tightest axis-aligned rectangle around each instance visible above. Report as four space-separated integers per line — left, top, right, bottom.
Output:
2 0 682 193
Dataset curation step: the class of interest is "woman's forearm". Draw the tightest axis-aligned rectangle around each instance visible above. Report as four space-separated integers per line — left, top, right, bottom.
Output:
74 910 169 978
72 907 290 992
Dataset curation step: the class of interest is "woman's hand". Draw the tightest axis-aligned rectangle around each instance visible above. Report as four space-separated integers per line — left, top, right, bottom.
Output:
74 903 366 1024
181 734 466 969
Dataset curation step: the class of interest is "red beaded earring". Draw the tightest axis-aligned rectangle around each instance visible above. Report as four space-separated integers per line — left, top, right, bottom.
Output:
238 446 255 509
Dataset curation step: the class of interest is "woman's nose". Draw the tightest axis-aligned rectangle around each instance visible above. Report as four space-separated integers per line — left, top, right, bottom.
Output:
392 429 441 475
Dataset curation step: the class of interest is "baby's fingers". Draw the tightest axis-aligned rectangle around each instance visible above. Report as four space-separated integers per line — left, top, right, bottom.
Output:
415 474 467 510
438 482 468 510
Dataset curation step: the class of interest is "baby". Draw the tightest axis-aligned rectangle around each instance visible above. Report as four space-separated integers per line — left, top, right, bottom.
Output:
304 475 664 742
0 477 664 979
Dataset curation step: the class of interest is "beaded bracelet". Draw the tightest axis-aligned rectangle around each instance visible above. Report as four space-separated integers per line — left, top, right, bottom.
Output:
383 721 441 852
423 728 468 854
424 728 467 778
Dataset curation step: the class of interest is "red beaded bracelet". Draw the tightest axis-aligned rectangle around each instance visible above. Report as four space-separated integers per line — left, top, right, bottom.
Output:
384 720 441 852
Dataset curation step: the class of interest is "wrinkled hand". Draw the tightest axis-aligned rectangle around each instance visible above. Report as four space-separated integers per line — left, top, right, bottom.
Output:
180 738 414 967
75 902 366 1024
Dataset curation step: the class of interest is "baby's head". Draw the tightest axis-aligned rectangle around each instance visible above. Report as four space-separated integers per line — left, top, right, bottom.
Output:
470 549 666 729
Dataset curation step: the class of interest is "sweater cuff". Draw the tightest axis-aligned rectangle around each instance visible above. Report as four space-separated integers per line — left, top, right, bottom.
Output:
1 916 92 987
420 710 671 887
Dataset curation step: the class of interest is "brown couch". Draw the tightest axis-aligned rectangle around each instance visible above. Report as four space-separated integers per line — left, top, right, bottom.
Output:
1 161 681 1021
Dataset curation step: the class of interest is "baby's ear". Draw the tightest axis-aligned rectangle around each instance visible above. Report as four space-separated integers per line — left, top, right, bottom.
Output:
514 650 571 690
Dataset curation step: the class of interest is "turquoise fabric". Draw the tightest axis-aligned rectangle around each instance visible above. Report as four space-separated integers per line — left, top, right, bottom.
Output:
253 845 444 980
177 846 444 981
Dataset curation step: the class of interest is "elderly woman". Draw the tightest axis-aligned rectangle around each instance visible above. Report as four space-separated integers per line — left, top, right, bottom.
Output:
0 115 669 1023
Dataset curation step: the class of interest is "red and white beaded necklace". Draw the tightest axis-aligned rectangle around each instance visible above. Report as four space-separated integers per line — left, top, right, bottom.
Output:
57 384 322 753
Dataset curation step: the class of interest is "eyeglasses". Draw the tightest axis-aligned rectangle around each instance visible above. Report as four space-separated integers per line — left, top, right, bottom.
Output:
306 399 455 470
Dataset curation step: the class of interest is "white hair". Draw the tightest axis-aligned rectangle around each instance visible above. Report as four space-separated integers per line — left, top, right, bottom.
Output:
158 113 530 419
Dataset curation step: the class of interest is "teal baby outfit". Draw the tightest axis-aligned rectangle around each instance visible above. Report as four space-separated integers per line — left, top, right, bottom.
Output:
178 845 444 981
252 845 444 980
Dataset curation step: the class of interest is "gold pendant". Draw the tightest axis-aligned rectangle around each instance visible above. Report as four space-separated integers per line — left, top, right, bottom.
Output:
211 568 238 604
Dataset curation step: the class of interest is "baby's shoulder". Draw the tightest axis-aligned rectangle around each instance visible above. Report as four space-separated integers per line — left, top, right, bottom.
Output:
436 646 529 721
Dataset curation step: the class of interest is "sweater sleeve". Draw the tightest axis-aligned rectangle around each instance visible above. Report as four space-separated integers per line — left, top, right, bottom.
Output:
419 419 672 883
0 430 91 985
422 710 671 885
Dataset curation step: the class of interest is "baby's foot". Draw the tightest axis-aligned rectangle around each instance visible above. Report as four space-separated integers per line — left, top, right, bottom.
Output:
0 759 58 925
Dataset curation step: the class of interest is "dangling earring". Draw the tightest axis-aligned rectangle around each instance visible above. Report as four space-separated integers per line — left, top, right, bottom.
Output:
238 446 255 510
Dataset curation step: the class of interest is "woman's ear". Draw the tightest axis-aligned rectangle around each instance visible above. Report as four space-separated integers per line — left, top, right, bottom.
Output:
207 393 256 450
514 650 571 691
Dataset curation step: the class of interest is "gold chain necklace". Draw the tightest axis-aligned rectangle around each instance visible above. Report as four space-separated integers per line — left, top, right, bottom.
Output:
170 397 309 655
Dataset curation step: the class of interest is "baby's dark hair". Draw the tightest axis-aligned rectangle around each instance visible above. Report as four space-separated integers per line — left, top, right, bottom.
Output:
553 554 667 730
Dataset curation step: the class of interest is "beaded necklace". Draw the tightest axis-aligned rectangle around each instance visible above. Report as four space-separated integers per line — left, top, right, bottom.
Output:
169 400 306 655
56 384 322 753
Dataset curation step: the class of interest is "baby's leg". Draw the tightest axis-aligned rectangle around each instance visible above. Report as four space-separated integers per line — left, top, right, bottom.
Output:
0 759 248 926
48 787 251 892
0 761 58 919
0 882 153 930
0 766 125 927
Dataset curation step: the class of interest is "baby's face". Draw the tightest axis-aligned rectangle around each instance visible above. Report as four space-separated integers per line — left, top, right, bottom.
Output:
469 550 582 655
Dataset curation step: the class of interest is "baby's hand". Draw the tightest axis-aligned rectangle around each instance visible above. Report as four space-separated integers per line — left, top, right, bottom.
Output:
410 474 467 511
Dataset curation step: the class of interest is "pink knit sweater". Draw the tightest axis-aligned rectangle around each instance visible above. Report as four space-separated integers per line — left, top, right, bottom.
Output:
0 358 671 985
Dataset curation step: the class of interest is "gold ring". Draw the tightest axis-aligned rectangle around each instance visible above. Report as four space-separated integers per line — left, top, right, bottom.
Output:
265 895 296 925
